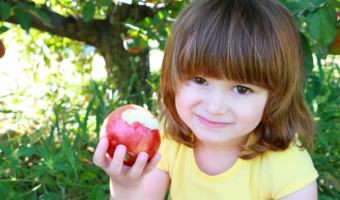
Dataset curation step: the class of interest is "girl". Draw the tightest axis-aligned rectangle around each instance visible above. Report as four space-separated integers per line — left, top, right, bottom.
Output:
93 0 319 199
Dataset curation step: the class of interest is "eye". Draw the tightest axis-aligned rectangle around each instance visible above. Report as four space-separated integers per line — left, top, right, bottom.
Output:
192 77 207 85
233 86 251 94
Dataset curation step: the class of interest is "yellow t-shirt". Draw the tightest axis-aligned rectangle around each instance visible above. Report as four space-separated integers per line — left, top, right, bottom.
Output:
156 133 318 200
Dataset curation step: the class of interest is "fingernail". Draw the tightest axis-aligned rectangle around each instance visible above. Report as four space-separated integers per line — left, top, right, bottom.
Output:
100 139 108 147
116 145 126 152
139 153 148 161
154 153 160 160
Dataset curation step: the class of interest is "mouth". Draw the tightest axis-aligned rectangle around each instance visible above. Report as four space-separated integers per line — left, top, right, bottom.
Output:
195 115 231 128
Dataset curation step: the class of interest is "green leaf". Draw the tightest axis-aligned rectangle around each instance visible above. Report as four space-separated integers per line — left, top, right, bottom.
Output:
31 191 37 200
0 2 11 21
88 185 101 200
27 6 52 28
83 1 96 22
46 126 55 147
323 172 340 190
305 6 338 47
139 34 149 48
313 41 329 59
330 0 340 8
12 158 19 171
75 113 89 141
317 129 330 150
299 0 328 11
13 5 31 33
124 17 135 26
97 0 112 7
0 26 9 34
158 27 170 37
10 193 24 200
17 147 37 157
0 183 10 198
84 97 95 128
300 33 314 78
30 131 44 145
153 11 164 26
54 164 69 171
37 145 49 160
0 145 13 155
31 167 48 176
39 194 52 200
52 148 63 163
95 107 101 139
143 17 153 28
61 132 78 179
80 171 97 182
31 165 44 170
126 73 137 98
92 80 108 117
72 132 80 150
126 37 140 49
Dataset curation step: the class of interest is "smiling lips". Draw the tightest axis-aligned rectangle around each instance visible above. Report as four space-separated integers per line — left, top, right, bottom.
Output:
196 115 231 128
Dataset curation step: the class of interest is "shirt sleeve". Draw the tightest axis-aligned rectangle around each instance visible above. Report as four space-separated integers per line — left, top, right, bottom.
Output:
156 128 180 173
260 142 319 200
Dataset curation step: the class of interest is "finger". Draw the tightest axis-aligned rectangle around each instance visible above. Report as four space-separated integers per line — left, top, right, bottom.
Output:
143 153 161 174
129 152 148 180
109 145 127 176
93 138 110 168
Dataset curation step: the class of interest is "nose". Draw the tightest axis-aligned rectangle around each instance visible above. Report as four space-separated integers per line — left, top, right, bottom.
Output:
203 88 229 115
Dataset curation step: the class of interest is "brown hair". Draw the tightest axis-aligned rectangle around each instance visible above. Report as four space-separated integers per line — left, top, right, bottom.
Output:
157 0 315 159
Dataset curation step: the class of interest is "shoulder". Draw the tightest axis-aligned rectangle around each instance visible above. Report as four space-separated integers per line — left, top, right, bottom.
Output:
156 127 182 173
260 142 318 199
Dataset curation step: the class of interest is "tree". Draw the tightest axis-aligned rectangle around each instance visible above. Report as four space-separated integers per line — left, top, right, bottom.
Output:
0 0 185 106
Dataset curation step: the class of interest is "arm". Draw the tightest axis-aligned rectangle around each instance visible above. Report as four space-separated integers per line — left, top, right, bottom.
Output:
93 138 162 200
278 180 318 200
144 167 171 200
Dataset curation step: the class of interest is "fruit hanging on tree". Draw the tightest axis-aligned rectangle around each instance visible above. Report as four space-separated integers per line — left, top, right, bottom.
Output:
0 39 5 59
330 26 340 55
100 105 161 167
123 36 142 53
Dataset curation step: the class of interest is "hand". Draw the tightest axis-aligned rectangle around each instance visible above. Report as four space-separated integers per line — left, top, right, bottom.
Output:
93 138 161 188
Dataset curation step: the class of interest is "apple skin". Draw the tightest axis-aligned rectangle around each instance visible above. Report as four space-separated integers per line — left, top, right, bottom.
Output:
330 26 340 55
123 36 142 53
0 40 5 59
100 105 161 167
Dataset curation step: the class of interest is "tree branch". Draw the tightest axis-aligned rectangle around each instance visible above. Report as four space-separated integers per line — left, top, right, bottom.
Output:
0 1 155 47
1 6 104 46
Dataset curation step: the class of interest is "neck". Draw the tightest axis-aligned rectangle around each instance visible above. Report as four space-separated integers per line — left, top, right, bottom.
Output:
195 134 250 154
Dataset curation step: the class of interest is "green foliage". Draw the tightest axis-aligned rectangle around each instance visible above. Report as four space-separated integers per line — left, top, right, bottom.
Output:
0 62 160 198
279 0 339 72
304 56 340 199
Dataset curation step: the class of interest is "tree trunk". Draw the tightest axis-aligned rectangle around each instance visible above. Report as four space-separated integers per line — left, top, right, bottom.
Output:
95 22 151 107
95 2 153 107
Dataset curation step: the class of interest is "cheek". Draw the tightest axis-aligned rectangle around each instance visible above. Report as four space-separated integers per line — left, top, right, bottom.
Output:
233 98 267 130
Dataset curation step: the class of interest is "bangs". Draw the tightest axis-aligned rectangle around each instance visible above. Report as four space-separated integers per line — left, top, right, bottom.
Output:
169 0 297 90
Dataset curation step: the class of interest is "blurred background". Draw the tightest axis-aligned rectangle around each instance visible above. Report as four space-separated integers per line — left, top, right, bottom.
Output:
0 0 339 199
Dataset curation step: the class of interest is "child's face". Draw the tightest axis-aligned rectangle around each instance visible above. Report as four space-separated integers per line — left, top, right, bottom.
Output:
175 76 268 146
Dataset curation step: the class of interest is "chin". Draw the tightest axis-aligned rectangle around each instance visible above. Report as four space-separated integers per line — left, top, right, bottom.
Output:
194 131 227 144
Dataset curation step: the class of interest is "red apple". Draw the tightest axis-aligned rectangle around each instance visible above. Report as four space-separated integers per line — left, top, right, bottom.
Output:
330 26 340 55
123 36 142 53
0 39 5 59
100 105 161 167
